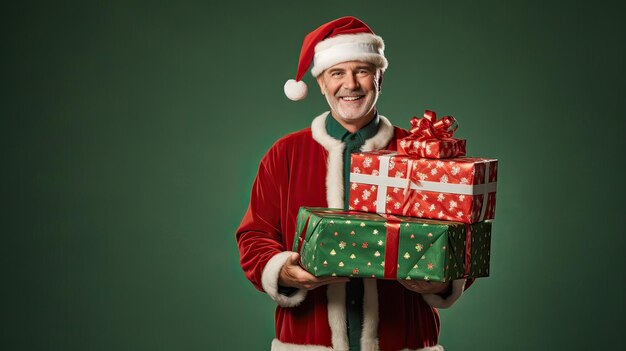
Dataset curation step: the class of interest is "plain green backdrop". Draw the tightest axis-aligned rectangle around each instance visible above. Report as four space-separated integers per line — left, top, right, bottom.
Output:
2 0 625 350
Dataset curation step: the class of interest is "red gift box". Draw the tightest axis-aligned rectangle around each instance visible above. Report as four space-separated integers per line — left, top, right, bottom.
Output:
349 150 497 224
397 110 466 159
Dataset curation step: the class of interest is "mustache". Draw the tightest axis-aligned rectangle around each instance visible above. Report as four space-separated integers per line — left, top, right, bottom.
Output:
335 89 366 97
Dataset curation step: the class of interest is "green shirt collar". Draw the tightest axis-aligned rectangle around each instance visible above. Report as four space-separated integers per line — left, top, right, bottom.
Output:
325 112 380 143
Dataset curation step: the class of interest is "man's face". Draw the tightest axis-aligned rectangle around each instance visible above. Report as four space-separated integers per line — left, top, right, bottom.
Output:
316 61 381 123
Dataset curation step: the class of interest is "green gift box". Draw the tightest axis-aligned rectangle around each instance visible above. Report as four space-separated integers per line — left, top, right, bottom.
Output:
294 207 491 282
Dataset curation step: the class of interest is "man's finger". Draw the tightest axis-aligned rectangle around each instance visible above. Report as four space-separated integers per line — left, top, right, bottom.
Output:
401 279 451 294
297 275 349 290
286 252 300 265
315 276 350 284
306 278 348 290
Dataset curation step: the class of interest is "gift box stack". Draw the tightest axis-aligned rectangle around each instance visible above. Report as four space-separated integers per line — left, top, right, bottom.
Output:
294 110 497 283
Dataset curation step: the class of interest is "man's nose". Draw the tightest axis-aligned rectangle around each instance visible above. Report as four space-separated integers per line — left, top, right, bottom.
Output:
343 73 360 90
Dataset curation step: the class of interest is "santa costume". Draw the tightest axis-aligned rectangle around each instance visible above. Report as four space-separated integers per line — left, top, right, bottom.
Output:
237 16 468 351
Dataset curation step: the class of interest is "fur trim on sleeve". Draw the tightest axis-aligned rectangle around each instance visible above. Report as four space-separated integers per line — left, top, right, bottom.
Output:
421 278 466 309
261 251 308 307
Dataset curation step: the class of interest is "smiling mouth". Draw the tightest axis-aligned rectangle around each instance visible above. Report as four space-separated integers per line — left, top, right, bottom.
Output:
340 95 364 101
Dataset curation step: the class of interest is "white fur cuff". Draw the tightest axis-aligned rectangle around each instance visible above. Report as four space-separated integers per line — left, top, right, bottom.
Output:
261 251 308 307
421 279 466 309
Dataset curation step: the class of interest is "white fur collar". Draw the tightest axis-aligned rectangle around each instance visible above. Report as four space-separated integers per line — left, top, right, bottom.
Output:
310 112 394 152
310 112 395 209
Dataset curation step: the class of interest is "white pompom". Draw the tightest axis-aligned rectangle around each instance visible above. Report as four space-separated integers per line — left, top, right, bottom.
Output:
284 79 308 101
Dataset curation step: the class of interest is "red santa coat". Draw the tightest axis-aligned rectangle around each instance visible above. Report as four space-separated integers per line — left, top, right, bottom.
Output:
237 113 466 351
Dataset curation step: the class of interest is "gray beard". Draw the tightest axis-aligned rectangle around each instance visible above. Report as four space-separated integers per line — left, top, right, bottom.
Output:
324 93 379 122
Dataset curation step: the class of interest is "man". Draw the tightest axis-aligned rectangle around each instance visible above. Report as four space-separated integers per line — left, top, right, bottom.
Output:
236 16 468 351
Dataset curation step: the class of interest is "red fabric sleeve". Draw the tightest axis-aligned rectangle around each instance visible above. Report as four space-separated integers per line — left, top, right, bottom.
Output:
236 147 288 292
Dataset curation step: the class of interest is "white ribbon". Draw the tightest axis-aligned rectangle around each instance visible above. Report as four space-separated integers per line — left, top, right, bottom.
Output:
373 155 392 212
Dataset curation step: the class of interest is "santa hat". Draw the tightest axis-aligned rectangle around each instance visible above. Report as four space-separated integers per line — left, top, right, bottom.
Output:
284 16 388 101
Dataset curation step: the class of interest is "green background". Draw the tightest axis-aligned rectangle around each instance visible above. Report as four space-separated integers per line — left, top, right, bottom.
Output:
2 0 625 350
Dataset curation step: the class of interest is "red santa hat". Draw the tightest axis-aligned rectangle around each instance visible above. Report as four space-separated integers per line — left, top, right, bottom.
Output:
284 16 388 101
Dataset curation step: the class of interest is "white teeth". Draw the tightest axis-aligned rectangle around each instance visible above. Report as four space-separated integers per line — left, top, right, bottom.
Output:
342 96 362 101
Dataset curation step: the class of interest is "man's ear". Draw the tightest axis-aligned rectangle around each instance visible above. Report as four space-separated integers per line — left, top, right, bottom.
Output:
316 75 326 95
377 73 384 92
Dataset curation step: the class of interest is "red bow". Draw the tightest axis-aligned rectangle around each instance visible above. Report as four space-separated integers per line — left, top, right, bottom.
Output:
408 110 458 140
397 110 465 158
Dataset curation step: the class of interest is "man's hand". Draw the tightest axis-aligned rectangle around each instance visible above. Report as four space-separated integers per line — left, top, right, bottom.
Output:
278 253 349 290
399 279 451 294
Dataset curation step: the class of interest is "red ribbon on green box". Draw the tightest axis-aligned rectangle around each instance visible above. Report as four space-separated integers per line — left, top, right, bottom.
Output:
381 214 400 279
